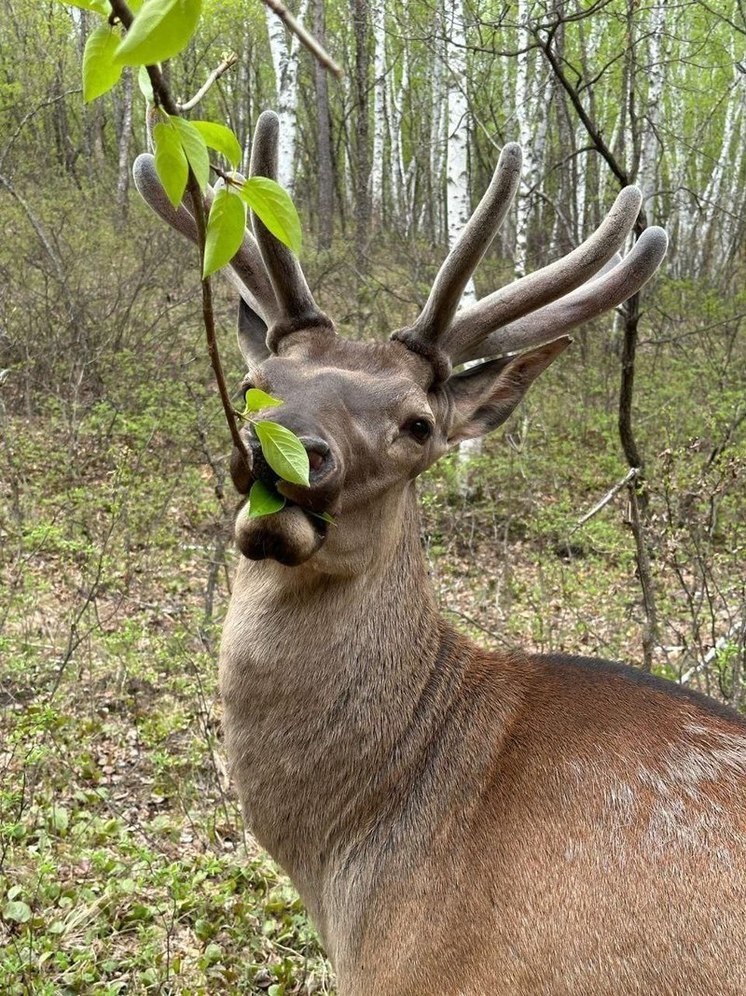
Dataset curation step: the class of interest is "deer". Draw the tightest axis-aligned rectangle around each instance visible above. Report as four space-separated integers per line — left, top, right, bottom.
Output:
133 111 746 995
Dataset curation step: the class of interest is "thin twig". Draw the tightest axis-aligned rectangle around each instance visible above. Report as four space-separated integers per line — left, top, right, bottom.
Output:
572 467 638 531
0 90 80 173
107 0 250 473
262 0 344 77
627 481 659 672
177 53 239 112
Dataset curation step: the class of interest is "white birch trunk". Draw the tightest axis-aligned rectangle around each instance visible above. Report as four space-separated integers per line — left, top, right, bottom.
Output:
430 0 447 241
514 0 535 278
265 0 309 193
370 0 386 223
668 47 688 276
722 92 746 266
443 0 481 469
389 42 411 228
695 70 744 274
575 121 588 242
599 113 620 209
116 68 133 213
637 2 667 226
444 0 475 307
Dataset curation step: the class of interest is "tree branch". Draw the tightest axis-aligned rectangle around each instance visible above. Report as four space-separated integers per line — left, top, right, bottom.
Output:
262 0 344 78
627 480 659 671
534 27 629 188
573 467 638 530
107 0 249 471
177 53 239 112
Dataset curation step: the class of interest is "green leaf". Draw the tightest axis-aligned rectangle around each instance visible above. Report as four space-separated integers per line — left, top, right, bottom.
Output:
241 177 302 254
243 388 283 413
255 421 310 487
82 23 123 103
247 480 286 518
153 120 188 207
312 511 335 525
203 186 247 278
172 117 210 191
192 121 242 169
3 900 31 924
114 0 202 67
59 0 109 14
138 66 154 102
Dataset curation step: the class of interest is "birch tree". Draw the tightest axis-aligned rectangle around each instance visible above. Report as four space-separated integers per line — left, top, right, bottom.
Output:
370 0 386 225
443 0 482 469
514 0 540 277
115 68 134 214
636 3 667 225
429 1 447 242
694 67 745 273
352 0 371 268
313 0 334 248
443 0 475 307
265 0 309 193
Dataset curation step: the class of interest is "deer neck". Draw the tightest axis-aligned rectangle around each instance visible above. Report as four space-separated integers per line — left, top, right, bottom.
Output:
219 484 450 907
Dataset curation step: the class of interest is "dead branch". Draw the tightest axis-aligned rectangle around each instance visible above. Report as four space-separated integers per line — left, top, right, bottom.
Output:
177 53 239 112
627 480 659 672
573 467 638 530
262 0 344 77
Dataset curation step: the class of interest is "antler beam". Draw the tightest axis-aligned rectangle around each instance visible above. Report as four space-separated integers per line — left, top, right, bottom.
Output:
442 185 645 361
456 225 669 364
408 143 522 345
249 111 334 350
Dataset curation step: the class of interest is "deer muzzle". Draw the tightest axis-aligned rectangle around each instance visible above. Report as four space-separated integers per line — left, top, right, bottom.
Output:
248 432 342 513
231 425 344 566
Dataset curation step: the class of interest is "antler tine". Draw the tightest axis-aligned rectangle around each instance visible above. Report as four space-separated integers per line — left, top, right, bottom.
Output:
456 226 669 364
132 154 280 325
395 143 522 365
443 185 644 361
249 111 334 350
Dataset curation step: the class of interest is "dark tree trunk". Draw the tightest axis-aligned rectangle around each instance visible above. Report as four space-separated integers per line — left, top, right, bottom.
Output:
536 11 659 670
352 0 370 271
314 0 334 249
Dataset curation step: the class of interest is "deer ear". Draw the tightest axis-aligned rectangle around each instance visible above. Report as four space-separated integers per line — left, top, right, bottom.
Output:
237 298 270 366
446 337 572 444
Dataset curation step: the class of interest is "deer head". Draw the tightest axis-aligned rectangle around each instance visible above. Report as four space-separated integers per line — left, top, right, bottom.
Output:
134 111 667 572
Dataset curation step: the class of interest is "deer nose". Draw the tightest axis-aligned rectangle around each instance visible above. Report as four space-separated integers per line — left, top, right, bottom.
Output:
297 436 329 475
248 433 336 487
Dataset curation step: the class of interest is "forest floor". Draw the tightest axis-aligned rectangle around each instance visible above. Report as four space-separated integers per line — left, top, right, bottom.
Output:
1 296 744 993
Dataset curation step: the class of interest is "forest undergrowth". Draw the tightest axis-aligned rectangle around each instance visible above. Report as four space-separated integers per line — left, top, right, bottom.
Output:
1 208 744 992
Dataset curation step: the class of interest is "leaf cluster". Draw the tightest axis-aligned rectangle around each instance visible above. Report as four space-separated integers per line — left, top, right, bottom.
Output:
239 389 325 521
60 0 310 515
70 0 302 276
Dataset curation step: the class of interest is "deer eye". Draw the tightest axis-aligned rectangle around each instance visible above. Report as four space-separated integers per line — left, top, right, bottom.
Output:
404 418 433 444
